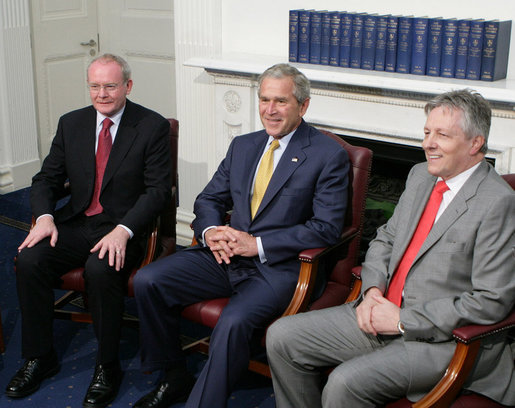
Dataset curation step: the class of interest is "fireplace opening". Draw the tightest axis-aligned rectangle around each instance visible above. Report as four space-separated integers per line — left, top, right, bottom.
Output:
339 134 494 263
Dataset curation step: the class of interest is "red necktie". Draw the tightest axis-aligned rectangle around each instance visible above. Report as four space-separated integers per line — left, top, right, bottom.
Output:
85 118 114 216
386 180 449 306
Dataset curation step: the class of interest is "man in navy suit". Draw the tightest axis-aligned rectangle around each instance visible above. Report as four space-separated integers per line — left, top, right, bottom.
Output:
6 54 171 408
133 63 350 408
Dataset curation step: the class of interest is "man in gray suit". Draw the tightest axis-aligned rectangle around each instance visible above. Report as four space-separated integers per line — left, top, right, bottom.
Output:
266 89 515 407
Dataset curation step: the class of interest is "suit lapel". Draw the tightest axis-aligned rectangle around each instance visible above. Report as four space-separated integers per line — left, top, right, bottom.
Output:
413 161 489 264
390 176 435 271
77 108 97 189
251 121 309 221
101 101 138 190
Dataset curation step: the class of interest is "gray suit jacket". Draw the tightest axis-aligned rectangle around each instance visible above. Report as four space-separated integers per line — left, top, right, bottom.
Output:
361 160 515 404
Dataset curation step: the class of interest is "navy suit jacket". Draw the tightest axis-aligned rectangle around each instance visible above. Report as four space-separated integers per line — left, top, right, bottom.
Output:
192 120 350 300
30 99 171 237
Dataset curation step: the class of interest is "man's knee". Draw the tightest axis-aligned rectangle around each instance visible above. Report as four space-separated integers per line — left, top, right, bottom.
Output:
133 263 161 297
266 317 293 356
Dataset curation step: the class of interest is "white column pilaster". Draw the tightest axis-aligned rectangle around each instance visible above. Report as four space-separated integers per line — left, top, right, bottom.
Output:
174 0 222 245
0 0 40 193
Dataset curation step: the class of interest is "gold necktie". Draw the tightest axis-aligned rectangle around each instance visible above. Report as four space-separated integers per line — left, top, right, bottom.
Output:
251 139 280 218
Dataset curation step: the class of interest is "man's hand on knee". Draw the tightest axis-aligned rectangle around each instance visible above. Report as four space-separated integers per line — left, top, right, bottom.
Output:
90 226 130 271
18 215 58 252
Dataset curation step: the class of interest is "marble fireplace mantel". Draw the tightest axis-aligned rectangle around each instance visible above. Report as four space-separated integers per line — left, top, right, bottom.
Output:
185 53 515 175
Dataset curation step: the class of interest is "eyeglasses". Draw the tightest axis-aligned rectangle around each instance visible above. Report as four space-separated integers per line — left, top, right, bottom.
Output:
87 83 124 93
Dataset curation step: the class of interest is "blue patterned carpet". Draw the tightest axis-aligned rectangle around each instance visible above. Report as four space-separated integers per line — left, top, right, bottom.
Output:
0 188 275 408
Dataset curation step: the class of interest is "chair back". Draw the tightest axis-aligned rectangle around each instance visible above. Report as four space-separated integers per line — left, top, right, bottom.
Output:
502 173 515 189
157 118 179 258
310 130 372 310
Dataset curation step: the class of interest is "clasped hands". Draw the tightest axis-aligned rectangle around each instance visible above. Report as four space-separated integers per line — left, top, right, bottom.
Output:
18 216 130 271
205 226 258 264
356 287 401 336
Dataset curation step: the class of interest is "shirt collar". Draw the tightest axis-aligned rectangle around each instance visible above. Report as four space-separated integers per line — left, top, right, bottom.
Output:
266 129 296 150
438 161 482 194
96 106 125 129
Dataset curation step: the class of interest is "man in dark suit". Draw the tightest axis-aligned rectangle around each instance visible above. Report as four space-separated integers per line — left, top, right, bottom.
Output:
266 89 515 407
6 54 171 408
132 63 350 408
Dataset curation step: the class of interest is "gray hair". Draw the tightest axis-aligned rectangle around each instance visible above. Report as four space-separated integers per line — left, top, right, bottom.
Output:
87 53 132 83
424 89 491 154
258 63 310 104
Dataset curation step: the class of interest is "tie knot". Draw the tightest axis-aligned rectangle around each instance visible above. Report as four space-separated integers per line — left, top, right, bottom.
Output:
435 180 449 195
102 118 114 130
270 139 280 151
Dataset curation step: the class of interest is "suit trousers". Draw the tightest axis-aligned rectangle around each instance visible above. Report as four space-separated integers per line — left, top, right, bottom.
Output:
133 247 292 408
266 303 447 408
15 213 143 363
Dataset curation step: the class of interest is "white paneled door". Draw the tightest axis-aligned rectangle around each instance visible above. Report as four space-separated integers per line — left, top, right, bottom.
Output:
31 0 175 160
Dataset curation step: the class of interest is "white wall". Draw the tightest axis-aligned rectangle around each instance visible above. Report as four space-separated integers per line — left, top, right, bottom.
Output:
221 0 515 79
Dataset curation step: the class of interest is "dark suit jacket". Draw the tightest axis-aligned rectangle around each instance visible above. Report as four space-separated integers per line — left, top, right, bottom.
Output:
30 99 171 237
361 161 515 404
191 120 350 300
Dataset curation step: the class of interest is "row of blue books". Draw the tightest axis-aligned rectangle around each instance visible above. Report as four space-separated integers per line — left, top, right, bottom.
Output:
289 10 512 81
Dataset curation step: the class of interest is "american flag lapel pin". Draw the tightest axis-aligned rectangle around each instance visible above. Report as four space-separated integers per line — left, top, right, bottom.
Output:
291 157 298 162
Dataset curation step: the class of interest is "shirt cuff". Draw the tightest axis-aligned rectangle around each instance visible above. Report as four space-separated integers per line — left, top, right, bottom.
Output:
117 224 134 239
36 214 54 223
256 236 267 263
201 226 217 246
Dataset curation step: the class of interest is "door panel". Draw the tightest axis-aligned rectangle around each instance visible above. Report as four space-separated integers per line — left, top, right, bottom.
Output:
98 0 176 118
31 0 98 159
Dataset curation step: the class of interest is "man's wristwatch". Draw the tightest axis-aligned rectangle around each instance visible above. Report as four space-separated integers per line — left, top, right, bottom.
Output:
397 320 405 335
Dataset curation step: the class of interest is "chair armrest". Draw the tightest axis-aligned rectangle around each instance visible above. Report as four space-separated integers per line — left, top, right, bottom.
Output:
298 227 358 263
345 265 362 303
282 227 359 317
413 310 514 408
453 310 515 343
139 218 159 268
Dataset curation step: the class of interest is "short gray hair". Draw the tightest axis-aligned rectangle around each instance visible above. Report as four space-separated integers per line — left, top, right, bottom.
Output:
258 63 310 104
87 53 132 83
424 89 491 154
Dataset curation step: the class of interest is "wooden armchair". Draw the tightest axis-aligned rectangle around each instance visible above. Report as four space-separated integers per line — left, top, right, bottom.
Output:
342 172 515 408
48 118 179 327
180 130 373 376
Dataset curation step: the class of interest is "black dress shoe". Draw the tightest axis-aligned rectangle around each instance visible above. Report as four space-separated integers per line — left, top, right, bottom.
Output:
83 362 122 408
134 374 196 408
5 351 60 398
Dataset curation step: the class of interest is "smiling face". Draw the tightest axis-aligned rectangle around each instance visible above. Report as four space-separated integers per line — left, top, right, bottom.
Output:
87 60 133 117
258 77 309 139
422 106 485 180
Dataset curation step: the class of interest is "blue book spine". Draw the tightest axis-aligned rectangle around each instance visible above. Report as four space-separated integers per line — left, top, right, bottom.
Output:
350 13 366 68
481 20 512 81
320 11 331 65
385 16 399 72
426 18 444 76
361 14 377 70
410 17 429 75
339 12 353 67
396 16 413 74
298 10 311 63
309 11 322 64
440 19 459 78
289 10 300 62
374 15 389 71
455 19 471 79
466 19 484 80
329 11 341 66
